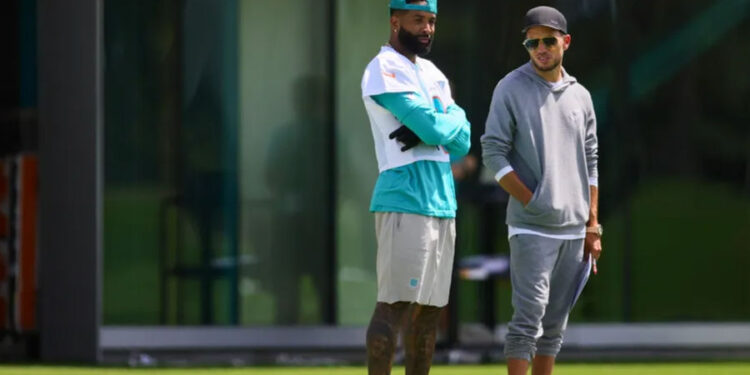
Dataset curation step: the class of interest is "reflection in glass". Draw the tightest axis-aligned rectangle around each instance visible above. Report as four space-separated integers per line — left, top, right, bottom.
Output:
237 0 332 325
104 0 333 326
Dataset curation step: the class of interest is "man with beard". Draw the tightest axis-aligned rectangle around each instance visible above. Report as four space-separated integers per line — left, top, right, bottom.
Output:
360 0 470 373
481 6 602 375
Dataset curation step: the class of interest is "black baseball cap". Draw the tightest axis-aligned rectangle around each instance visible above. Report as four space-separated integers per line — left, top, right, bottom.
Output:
522 6 567 34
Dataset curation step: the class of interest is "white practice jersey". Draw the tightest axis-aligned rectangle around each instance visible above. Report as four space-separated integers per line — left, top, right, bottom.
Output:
361 45 455 172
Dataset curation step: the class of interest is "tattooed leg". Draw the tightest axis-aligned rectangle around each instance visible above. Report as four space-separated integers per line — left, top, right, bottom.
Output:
404 304 443 375
367 301 410 375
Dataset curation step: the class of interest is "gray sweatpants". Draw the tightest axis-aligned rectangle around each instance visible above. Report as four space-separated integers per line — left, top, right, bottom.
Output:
504 234 588 361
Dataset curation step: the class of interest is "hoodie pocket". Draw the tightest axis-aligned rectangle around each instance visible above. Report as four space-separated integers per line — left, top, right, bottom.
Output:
524 186 544 213
521 180 589 226
523 181 559 219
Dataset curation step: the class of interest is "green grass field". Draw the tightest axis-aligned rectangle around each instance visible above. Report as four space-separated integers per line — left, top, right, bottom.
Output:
3 364 750 375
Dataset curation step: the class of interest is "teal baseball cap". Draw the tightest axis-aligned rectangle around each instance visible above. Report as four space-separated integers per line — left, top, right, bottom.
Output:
389 0 437 15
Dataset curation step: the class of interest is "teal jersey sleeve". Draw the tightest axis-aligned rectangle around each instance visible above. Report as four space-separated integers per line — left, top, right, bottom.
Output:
442 104 471 157
371 92 471 156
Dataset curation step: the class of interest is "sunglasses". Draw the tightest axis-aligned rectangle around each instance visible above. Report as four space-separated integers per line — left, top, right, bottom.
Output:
522 37 558 50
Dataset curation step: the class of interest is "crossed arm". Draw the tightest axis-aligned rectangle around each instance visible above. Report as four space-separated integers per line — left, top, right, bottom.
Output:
371 92 471 157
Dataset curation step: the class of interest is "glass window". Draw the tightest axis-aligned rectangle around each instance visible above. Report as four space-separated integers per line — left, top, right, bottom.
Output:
104 0 334 326
237 0 333 325
103 0 750 329
431 0 750 324
104 1 181 325
333 0 383 325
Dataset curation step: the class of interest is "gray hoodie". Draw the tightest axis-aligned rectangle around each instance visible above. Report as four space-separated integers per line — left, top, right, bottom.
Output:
481 62 598 236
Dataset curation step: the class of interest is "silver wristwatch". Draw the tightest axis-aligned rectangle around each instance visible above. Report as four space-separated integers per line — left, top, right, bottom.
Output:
586 224 603 237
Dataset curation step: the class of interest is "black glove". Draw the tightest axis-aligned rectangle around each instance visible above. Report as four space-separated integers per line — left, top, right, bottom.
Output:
389 125 421 151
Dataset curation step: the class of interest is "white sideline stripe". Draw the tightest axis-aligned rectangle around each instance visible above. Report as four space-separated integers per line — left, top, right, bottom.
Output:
101 323 750 350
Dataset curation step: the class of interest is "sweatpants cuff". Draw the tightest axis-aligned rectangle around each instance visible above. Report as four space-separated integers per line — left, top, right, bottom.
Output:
504 336 537 362
535 347 561 357
504 350 533 362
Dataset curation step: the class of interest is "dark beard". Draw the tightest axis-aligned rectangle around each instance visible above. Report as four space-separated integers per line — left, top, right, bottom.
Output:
398 27 432 56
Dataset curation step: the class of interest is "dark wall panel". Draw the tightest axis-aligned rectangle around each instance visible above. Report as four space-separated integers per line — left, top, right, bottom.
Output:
38 0 102 362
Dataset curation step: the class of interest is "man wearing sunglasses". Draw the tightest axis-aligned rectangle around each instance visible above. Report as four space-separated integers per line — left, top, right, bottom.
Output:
481 6 602 375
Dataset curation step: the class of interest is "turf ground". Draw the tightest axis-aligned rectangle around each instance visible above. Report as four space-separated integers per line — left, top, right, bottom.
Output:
3 364 750 375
